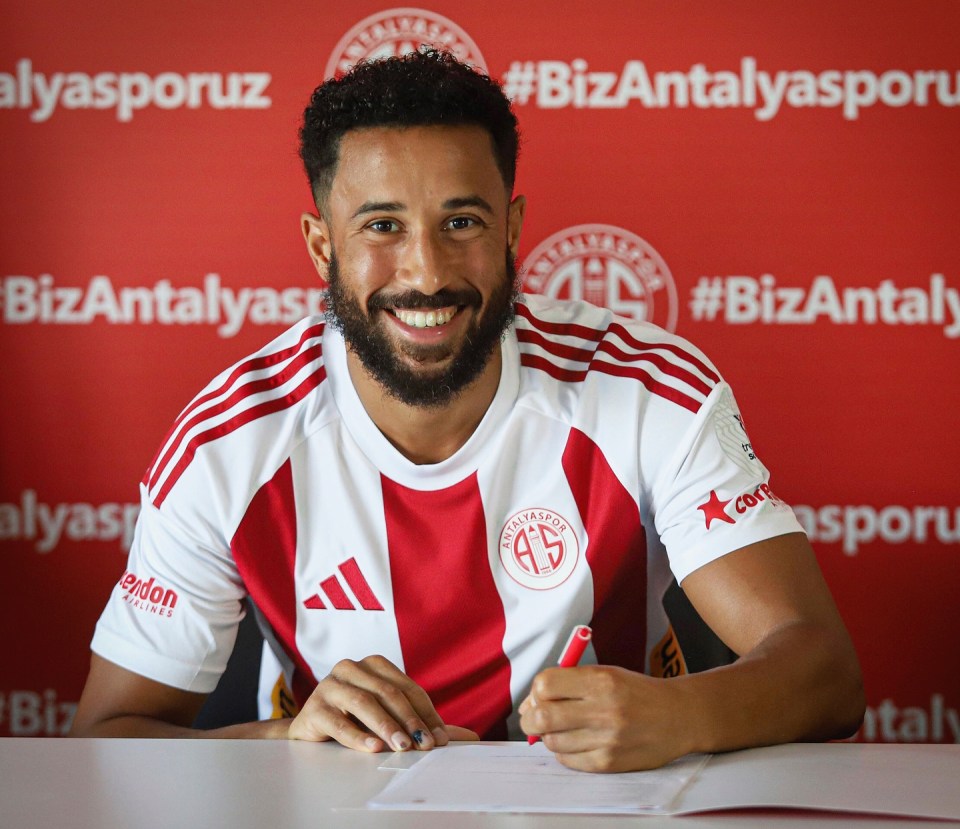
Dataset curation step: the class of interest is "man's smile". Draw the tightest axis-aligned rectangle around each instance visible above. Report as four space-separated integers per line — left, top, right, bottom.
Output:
390 305 459 329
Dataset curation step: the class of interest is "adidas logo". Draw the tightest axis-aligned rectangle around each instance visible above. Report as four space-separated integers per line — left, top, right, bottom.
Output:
303 557 384 611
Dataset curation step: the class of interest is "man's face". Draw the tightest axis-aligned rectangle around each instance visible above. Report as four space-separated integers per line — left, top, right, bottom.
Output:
303 125 525 408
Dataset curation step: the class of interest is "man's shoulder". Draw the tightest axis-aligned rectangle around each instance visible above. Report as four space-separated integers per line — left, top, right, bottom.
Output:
516 292 711 351
141 316 333 510
513 293 722 416
207 315 329 387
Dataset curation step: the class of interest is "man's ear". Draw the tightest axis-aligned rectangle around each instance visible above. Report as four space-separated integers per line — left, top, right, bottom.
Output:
301 213 332 278
507 194 526 258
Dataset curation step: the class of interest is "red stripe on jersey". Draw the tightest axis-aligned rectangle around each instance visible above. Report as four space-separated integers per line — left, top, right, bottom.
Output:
516 326 595 362
339 557 385 611
320 576 355 610
142 323 324 486
517 327 713 396
609 321 720 384
381 474 512 740
562 429 648 674
520 353 702 413
230 459 317 709
600 340 713 395
152 362 326 507
515 302 720 384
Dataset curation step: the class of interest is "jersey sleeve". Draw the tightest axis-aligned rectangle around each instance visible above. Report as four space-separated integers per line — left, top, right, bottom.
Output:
90 484 246 693
651 382 805 584
88 317 328 693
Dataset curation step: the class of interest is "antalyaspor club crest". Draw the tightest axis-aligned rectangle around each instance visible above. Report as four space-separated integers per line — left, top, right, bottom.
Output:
325 8 488 78
522 224 679 332
498 507 580 590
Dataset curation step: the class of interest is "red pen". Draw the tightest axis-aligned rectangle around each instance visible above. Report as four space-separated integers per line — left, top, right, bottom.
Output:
527 624 592 745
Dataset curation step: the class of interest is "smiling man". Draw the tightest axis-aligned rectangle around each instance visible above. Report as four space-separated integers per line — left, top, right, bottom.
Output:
72 50 864 772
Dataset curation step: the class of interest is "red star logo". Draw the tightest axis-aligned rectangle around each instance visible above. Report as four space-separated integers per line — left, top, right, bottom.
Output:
697 490 736 530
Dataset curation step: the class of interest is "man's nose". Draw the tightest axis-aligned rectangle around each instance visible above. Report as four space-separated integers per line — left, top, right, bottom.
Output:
395 229 446 294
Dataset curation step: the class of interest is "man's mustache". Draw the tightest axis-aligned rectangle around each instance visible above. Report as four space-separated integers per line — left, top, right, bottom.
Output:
368 288 482 311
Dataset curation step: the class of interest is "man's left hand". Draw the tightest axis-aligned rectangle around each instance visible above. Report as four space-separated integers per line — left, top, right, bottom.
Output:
519 665 693 772
519 534 865 774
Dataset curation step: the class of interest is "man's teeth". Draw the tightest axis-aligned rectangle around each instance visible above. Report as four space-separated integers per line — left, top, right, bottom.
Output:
395 308 456 329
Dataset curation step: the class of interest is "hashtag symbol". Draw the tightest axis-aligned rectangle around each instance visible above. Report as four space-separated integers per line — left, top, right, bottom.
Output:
689 277 725 321
502 61 537 105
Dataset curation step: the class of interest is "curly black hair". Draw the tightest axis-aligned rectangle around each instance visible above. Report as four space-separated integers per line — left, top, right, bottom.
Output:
299 49 520 209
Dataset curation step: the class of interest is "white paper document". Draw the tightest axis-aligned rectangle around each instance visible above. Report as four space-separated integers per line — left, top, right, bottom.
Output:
367 743 708 814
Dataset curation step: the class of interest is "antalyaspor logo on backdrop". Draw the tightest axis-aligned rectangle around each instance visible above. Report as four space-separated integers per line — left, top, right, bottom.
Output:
522 224 678 332
0 59 271 123
325 8 487 78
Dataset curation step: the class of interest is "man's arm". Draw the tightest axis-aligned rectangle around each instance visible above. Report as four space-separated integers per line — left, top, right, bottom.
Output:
69 655 288 738
70 653 477 749
519 532 865 772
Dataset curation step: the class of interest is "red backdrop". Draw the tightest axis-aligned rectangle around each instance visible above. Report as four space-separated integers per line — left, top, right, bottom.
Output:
2 1 958 742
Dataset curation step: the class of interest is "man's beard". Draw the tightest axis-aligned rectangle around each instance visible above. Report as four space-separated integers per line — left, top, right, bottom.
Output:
323 249 519 408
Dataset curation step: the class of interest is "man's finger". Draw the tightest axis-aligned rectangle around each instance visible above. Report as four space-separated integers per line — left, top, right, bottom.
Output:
520 695 590 739
528 666 593 701
553 744 668 774
553 746 622 773
353 656 449 747
444 725 480 741
330 658 443 749
288 696 387 752
540 725 602 755
307 675 417 751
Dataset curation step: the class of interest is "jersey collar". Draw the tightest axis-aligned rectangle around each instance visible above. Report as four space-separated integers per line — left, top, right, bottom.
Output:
324 324 521 489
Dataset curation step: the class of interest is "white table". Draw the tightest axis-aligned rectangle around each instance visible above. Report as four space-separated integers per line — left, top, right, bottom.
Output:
1 739 958 828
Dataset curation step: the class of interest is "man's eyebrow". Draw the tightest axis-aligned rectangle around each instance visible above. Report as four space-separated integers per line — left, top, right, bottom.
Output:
351 201 405 220
350 196 495 221
442 196 494 213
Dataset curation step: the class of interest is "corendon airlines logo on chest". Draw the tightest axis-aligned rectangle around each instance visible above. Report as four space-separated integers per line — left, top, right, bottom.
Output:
324 9 488 79
522 224 679 332
499 508 580 590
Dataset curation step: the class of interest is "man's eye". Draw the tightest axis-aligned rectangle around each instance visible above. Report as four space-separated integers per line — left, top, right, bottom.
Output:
368 220 398 233
446 216 478 230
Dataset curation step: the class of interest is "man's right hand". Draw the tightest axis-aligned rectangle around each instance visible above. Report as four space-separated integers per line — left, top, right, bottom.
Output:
287 654 478 752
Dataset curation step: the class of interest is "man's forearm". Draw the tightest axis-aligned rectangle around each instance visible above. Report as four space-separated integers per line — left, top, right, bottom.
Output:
70 716 292 739
675 619 865 756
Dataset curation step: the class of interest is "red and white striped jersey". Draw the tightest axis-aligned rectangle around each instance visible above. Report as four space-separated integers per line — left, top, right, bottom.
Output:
92 294 803 739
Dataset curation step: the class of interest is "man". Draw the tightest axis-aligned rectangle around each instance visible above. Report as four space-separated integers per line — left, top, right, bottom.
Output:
71 49 864 772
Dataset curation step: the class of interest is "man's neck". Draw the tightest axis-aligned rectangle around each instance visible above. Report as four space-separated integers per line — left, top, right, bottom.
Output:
345 350 503 465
